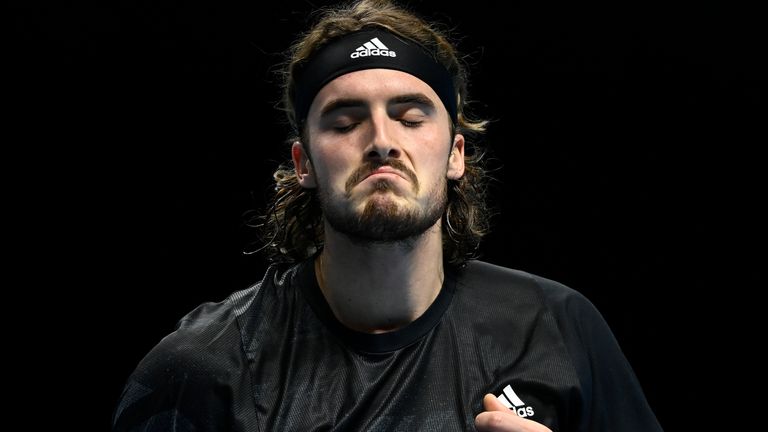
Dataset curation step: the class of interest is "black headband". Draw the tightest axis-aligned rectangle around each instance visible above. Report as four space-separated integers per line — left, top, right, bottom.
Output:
292 28 458 129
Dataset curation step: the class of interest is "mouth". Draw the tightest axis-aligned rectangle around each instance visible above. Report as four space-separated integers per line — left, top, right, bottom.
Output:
345 161 419 196
363 167 409 182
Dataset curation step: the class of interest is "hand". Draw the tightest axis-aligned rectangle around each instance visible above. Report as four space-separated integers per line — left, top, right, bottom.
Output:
474 394 553 432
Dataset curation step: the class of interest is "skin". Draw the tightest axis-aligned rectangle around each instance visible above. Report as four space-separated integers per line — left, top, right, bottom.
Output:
293 68 464 332
292 68 551 431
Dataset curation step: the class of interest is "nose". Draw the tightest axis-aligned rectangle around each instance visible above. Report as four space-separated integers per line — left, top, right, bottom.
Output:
365 111 401 161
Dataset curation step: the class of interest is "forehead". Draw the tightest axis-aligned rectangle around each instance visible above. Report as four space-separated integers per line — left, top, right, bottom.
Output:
308 69 444 115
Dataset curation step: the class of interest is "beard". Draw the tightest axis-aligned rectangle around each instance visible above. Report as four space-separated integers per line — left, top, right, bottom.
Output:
318 171 447 244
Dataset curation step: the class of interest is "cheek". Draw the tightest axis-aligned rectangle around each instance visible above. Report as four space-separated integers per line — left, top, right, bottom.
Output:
312 145 356 187
413 141 451 177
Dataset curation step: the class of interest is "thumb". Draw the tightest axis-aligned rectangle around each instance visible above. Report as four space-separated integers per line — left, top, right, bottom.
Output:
482 393 517 414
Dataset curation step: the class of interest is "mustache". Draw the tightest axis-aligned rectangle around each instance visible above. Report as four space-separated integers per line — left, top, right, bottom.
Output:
345 160 419 194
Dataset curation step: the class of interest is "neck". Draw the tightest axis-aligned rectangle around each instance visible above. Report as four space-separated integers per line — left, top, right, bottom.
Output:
315 221 445 334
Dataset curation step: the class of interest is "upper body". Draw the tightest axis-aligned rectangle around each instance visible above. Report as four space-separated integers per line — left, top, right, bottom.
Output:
115 1 662 430
113 258 662 431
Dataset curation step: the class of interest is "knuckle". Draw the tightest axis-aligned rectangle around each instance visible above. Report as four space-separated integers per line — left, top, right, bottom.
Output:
487 411 507 427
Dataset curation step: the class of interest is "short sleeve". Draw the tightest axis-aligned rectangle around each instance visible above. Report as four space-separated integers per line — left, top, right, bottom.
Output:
537 276 664 431
112 300 257 431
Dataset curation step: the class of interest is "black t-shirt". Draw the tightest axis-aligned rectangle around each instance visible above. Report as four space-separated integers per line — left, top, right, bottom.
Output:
113 259 662 431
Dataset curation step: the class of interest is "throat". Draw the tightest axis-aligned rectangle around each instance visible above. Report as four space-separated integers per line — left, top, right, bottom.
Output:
314 242 445 334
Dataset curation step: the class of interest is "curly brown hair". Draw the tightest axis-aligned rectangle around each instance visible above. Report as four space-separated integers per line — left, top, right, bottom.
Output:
255 0 492 266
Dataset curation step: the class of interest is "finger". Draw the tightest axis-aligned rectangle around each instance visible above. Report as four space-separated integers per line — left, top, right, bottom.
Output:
482 393 517 414
476 410 553 432
475 410 521 432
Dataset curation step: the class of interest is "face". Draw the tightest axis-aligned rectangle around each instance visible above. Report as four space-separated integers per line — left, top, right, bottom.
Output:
293 69 465 243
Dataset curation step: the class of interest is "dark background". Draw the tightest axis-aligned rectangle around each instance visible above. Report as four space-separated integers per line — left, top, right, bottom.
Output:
12 0 763 430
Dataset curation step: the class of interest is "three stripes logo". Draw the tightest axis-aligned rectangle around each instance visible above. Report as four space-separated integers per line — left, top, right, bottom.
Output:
496 384 535 418
350 37 397 58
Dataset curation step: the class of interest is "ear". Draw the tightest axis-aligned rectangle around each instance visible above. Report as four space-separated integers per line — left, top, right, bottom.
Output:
446 134 465 180
292 141 317 188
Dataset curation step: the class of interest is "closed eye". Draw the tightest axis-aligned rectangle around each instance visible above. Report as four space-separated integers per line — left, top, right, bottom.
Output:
333 123 359 133
399 119 423 128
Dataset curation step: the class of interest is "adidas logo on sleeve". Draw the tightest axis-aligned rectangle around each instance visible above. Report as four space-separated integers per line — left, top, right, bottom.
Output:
350 37 396 58
496 384 536 418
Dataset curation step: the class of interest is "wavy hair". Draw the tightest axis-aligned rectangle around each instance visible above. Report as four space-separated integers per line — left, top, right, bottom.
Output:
254 0 492 266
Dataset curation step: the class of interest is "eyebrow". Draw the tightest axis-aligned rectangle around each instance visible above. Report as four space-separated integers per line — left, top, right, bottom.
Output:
319 98 366 118
318 93 436 118
390 93 436 111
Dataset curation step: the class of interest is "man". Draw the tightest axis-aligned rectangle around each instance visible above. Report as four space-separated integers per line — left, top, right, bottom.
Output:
113 0 662 430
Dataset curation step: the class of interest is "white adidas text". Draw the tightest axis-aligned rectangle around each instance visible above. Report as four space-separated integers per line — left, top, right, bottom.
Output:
350 37 397 58
350 49 396 58
496 384 535 418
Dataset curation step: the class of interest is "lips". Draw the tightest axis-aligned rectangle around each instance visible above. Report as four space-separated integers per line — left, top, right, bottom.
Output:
345 161 420 195
363 167 408 182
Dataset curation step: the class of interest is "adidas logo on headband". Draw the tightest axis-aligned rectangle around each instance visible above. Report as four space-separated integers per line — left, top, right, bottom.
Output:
350 37 397 58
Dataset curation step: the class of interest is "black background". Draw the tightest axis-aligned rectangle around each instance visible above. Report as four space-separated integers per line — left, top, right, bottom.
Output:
11 0 763 430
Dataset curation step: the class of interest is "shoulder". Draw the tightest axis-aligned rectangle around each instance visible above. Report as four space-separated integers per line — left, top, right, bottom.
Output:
121 261 304 389
452 260 611 345
453 260 596 311
124 293 248 398
112 299 238 429
113 278 270 430
113 262 307 429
